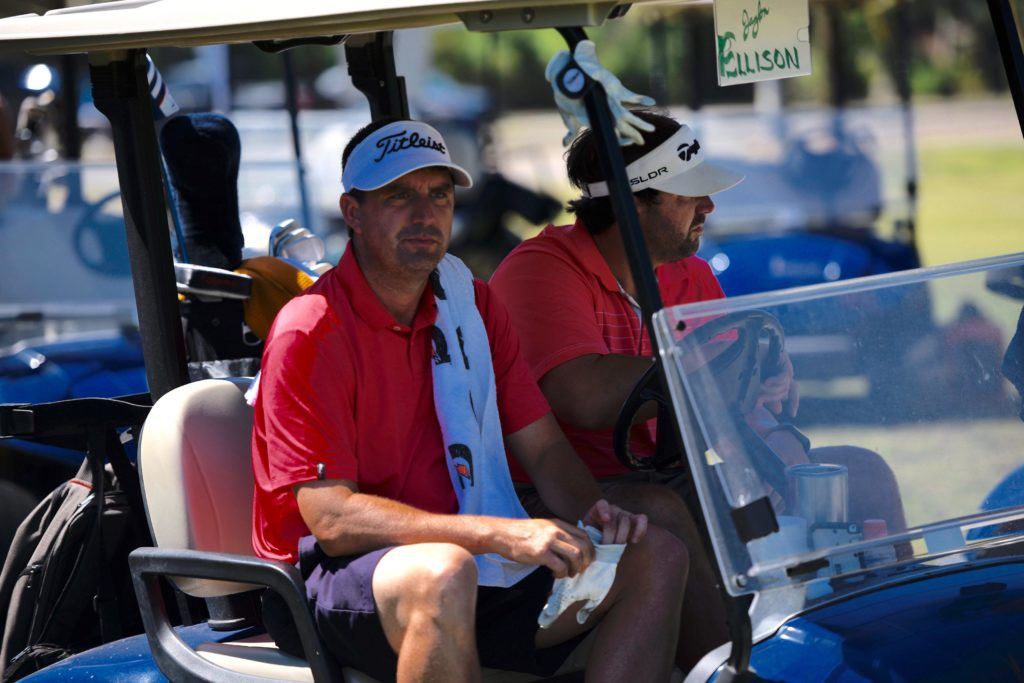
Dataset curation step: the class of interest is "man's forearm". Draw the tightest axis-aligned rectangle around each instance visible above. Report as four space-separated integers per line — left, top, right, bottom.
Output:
306 489 512 558
540 353 656 430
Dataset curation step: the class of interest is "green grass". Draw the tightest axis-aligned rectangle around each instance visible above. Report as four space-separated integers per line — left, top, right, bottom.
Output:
916 144 1024 266
806 419 1024 528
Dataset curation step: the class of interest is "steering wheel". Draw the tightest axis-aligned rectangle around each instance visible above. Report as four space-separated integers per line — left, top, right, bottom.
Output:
691 310 794 494
72 190 132 277
612 362 681 471
686 310 786 413
612 310 788 480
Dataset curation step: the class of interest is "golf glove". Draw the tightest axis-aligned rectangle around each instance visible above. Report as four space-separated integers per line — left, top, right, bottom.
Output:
546 40 655 146
538 524 626 628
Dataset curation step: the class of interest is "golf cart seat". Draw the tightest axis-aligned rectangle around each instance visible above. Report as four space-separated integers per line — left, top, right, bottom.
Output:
133 379 590 682
133 377 338 681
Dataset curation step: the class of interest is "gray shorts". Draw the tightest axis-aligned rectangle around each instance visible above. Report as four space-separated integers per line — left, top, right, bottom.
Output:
263 536 587 683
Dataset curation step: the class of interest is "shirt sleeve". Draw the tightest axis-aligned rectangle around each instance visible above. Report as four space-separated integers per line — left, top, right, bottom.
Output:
253 323 358 492
474 280 551 435
489 248 609 380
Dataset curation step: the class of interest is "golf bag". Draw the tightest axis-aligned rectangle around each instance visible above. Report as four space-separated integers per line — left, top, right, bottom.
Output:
0 428 149 680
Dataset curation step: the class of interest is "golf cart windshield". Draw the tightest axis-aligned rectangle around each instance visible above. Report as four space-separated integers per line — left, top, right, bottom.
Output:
655 253 1024 600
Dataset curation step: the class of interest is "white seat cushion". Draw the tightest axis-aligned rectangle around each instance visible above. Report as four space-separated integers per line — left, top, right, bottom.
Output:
139 378 258 597
197 634 314 682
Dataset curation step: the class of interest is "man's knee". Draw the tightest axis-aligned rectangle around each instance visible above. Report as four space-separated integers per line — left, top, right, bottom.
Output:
605 483 694 539
374 543 478 622
621 524 689 588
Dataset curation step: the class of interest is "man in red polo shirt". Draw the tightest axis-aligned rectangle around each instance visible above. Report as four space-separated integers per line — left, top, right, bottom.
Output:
491 112 750 669
251 118 687 683
491 111 907 670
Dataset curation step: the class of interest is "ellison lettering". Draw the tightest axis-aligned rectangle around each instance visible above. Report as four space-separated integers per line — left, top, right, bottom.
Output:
718 31 800 80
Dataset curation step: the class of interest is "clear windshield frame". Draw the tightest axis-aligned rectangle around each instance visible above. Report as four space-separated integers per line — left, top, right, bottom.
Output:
654 251 1024 597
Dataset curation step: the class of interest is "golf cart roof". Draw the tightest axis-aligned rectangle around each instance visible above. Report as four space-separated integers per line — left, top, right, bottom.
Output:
0 0 692 55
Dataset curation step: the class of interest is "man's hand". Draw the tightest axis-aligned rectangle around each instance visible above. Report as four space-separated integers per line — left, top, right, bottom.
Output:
757 351 799 418
583 499 648 545
499 518 597 579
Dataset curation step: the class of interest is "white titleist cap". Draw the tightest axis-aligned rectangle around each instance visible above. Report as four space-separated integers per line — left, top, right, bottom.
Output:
342 120 474 193
584 124 743 198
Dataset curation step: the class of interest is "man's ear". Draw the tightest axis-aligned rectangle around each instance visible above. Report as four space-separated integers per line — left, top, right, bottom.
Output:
340 193 363 236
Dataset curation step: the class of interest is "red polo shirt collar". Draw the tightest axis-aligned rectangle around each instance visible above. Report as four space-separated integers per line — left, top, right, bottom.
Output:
335 245 438 334
563 219 690 299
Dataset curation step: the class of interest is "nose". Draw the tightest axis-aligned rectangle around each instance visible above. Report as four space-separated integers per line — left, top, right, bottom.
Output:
410 193 437 224
701 196 715 215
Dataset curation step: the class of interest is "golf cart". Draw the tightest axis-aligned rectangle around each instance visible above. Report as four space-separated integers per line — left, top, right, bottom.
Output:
0 36 561 561
0 0 1022 681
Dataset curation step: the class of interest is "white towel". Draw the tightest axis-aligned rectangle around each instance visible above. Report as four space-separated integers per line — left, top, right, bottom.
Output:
431 255 536 588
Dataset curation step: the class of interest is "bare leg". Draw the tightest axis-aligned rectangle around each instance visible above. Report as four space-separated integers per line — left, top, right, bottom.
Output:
372 543 481 683
601 482 729 673
535 525 687 683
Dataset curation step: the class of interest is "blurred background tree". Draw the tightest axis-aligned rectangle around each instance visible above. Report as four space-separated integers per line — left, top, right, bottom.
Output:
432 0 1023 111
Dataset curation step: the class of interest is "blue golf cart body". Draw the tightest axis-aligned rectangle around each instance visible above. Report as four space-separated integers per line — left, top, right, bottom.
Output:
30 558 1024 681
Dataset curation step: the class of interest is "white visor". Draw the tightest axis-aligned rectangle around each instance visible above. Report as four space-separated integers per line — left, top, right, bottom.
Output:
584 125 744 198
342 120 473 193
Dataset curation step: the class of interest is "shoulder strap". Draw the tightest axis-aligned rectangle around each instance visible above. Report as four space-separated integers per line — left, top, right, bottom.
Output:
84 429 122 643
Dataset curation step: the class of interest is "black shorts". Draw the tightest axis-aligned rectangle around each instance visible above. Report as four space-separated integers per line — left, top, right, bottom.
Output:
263 536 587 683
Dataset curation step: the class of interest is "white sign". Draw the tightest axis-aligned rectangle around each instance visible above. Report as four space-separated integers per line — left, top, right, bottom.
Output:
714 0 811 87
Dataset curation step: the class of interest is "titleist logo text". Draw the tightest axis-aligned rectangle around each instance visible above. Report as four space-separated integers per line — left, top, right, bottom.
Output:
374 130 446 162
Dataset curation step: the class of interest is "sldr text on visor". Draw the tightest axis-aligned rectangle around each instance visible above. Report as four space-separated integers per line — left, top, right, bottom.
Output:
584 125 742 198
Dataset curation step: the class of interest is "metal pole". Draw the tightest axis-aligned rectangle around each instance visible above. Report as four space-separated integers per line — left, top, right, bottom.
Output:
60 54 82 161
649 18 669 105
60 54 83 204
986 0 1024 138
89 50 189 401
556 26 664 354
282 51 314 230
893 0 919 251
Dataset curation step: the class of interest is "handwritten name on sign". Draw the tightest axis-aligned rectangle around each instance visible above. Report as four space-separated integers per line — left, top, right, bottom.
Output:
714 0 811 86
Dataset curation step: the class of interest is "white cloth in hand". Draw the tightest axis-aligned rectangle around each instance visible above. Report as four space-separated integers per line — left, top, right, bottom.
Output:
545 40 655 147
537 524 626 629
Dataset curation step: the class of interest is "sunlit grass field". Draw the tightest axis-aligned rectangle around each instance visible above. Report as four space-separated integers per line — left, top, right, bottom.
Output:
917 143 1024 266
806 418 1024 528
811 141 1024 525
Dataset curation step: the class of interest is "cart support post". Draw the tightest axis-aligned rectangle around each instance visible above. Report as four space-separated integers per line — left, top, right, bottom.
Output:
89 50 189 401
987 0 1024 138
555 27 664 352
346 32 410 121
282 51 314 230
